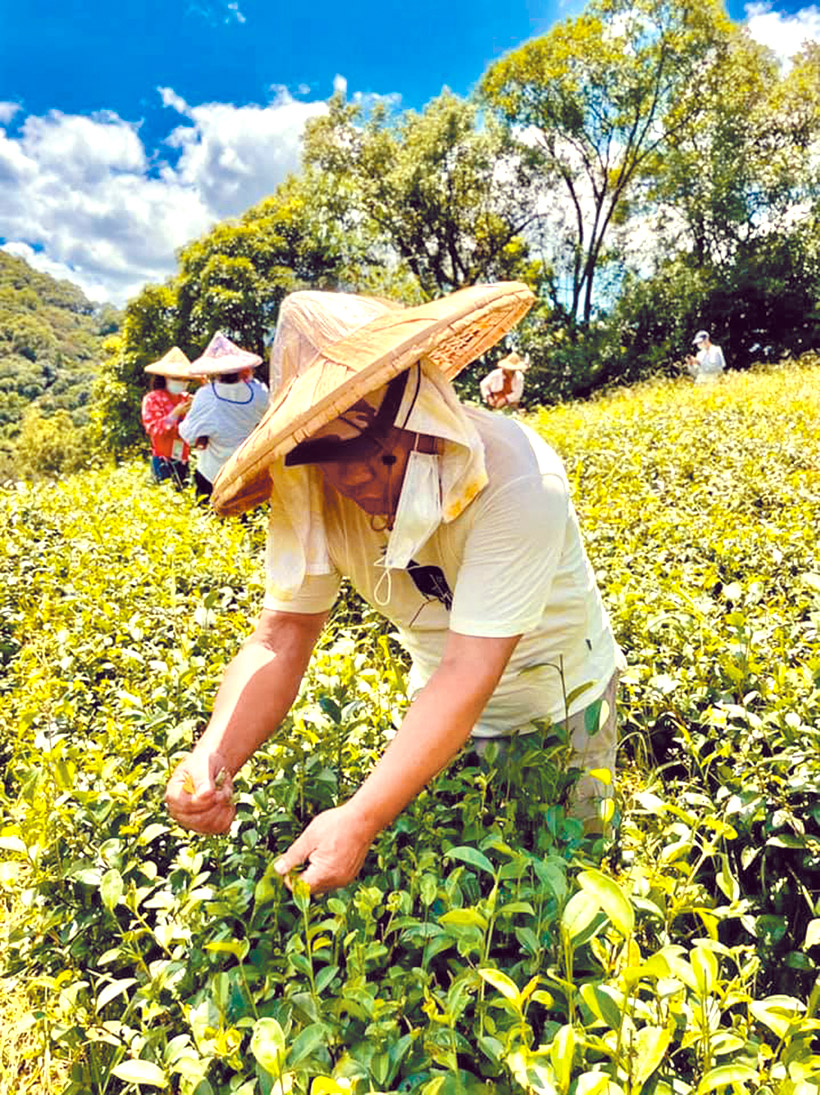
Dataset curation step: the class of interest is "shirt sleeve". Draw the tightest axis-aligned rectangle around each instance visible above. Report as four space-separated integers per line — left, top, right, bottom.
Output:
141 391 174 438
449 471 569 638
480 370 504 397
178 387 213 444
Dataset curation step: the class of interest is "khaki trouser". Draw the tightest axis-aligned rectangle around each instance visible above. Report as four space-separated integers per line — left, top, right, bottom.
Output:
472 671 619 832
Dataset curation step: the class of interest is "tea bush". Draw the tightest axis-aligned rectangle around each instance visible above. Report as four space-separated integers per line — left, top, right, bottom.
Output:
2 355 820 1094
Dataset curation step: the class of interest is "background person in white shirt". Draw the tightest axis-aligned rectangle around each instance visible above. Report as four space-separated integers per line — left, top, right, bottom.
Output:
164 285 623 894
479 350 528 409
178 332 269 498
686 330 726 383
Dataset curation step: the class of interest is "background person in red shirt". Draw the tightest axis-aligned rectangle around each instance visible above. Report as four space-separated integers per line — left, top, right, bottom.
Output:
141 347 193 487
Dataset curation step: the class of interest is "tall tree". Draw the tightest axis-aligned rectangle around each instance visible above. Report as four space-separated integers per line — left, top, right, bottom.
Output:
91 284 180 454
481 0 733 324
304 91 542 300
175 169 368 355
640 37 820 266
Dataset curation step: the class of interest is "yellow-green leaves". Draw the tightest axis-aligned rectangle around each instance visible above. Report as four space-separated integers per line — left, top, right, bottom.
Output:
111 1060 168 1088
100 867 124 912
562 889 604 943
250 1016 287 1076
578 869 634 938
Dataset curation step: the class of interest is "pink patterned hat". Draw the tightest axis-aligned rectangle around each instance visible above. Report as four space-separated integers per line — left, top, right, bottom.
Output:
188 332 262 375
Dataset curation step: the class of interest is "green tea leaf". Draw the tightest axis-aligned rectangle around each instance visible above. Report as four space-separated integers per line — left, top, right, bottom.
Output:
440 908 488 931
696 1064 758 1093
578 869 634 937
251 1017 287 1075
111 1059 168 1087
96 977 137 1011
562 890 604 943
632 1025 672 1087
444 846 495 877
288 1021 327 1066
478 968 522 1005
100 868 123 912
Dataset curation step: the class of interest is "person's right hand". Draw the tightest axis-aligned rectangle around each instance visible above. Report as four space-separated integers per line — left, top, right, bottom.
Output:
165 750 236 834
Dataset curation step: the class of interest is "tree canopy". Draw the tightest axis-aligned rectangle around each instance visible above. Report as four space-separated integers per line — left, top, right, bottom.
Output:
304 91 542 299
10 0 820 465
482 0 737 324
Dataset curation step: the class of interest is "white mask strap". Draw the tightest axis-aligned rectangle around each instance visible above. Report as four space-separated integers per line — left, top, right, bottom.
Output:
373 566 393 607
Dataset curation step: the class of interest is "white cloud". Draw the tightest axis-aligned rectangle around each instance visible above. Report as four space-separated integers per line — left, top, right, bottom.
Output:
0 87 337 305
0 102 20 125
159 86 189 114
745 2 820 68
162 88 329 217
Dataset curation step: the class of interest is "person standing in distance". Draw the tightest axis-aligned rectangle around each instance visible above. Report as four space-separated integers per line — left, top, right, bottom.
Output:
178 332 269 499
479 350 529 410
686 330 726 384
141 347 193 488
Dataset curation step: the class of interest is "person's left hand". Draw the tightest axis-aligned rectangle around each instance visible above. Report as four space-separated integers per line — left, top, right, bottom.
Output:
273 802 378 895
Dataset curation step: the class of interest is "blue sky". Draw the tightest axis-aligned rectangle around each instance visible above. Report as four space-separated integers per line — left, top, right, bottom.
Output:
1 0 818 305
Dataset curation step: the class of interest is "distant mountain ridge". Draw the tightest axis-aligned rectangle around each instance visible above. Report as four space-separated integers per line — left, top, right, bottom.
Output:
0 250 121 451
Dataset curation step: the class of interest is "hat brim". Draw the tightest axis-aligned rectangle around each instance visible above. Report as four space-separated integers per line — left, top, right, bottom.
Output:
183 354 262 376
498 353 529 371
212 281 535 515
144 347 192 379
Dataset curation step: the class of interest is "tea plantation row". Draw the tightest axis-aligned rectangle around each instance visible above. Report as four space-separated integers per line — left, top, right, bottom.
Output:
2 356 820 1094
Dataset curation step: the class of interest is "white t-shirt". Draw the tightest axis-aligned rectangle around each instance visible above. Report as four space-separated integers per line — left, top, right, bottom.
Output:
180 378 269 484
480 367 524 405
264 409 621 737
694 344 726 382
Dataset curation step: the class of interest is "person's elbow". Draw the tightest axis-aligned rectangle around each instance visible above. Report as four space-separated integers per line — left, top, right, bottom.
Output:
247 607 329 664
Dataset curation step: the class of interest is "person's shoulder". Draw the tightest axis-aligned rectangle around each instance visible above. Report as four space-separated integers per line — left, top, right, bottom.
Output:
190 382 214 404
469 408 567 493
472 407 559 462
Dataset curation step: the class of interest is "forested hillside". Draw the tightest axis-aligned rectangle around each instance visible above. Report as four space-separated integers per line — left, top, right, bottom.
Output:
0 251 120 457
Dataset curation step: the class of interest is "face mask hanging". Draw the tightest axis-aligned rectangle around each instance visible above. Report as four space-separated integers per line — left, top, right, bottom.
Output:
379 447 442 573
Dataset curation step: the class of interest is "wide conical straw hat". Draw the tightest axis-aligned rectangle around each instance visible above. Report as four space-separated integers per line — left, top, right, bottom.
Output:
212 281 535 516
497 350 529 371
144 346 192 379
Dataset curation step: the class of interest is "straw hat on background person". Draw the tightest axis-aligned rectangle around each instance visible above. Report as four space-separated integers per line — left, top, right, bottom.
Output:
496 350 529 372
211 281 535 516
144 346 192 379
186 332 263 377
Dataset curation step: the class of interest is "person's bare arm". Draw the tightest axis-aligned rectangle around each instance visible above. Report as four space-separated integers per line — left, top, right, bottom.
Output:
274 630 521 893
165 607 328 833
